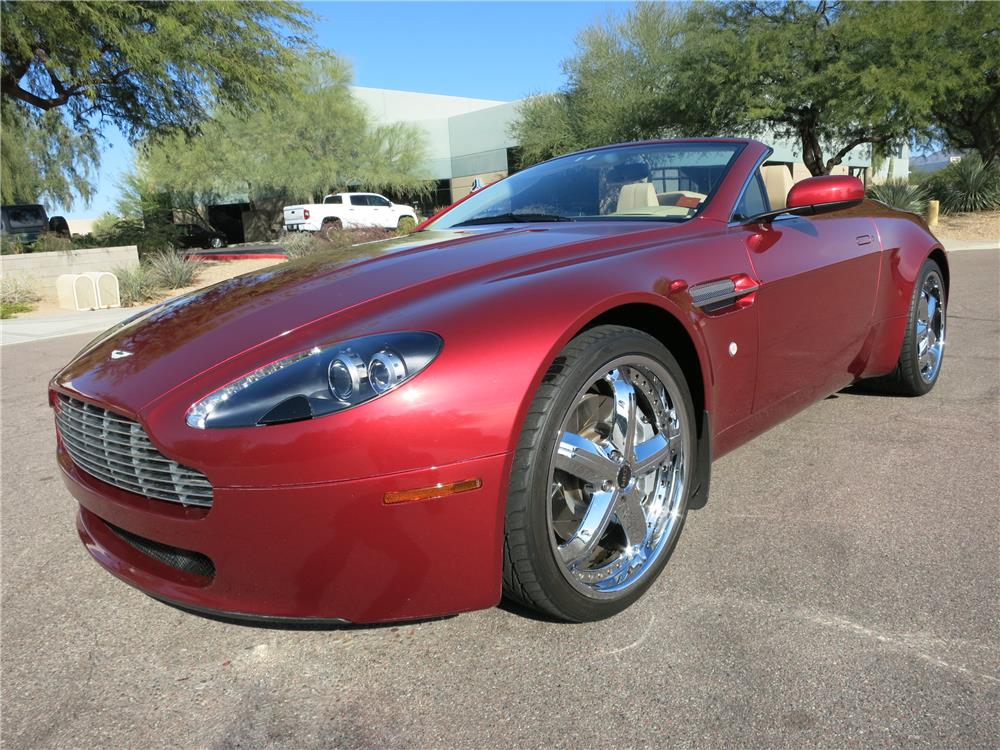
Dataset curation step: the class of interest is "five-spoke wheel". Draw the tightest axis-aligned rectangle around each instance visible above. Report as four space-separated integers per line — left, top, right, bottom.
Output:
503 325 696 621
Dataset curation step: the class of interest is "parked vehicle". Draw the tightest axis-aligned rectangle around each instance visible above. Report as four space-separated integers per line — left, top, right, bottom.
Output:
51 139 947 624
172 223 227 250
1 204 50 244
283 192 417 234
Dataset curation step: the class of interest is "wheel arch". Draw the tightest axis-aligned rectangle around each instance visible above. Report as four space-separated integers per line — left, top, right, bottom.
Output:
928 245 949 296
578 302 707 421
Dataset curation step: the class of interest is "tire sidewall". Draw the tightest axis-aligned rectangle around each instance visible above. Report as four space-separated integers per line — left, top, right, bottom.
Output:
901 259 945 395
518 328 696 621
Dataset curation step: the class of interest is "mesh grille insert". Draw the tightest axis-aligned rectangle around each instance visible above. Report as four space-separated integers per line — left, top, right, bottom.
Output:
56 394 213 507
107 522 215 579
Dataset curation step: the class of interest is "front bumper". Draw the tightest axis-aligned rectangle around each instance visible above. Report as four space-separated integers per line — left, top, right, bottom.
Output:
62 446 510 623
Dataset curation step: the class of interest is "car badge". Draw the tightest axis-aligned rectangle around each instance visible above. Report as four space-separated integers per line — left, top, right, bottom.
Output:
110 350 133 360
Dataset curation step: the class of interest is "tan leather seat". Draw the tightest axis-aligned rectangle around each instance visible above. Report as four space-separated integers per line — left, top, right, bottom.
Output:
761 165 793 210
616 182 658 213
791 163 811 185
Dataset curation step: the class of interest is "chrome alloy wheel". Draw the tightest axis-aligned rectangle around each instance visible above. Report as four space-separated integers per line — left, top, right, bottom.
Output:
916 270 946 383
546 355 691 598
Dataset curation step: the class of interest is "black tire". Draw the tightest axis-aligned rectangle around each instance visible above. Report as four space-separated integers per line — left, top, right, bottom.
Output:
209 236 225 249
319 218 341 240
866 258 947 396
503 325 697 622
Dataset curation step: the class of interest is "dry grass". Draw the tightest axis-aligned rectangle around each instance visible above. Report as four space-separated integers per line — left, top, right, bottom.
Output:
933 210 1000 242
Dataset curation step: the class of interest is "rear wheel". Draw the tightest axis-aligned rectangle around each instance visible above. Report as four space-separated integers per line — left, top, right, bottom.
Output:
869 258 946 396
503 325 696 622
319 218 342 239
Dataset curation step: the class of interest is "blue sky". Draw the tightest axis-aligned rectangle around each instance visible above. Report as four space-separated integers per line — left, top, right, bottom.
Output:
59 1 622 219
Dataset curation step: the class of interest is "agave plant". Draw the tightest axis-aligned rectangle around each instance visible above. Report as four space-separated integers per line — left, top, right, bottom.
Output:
146 251 204 289
113 263 160 306
936 154 1000 214
867 180 928 214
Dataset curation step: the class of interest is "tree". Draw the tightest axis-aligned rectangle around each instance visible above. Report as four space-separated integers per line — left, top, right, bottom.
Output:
1 102 98 206
513 1 990 176
922 2 1000 164
512 3 684 165
0 0 311 206
138 54 429 231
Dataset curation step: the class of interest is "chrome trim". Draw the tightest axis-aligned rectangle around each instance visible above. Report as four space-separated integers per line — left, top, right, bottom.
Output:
56 394 213 507
916 270 946 383
689 279 760 310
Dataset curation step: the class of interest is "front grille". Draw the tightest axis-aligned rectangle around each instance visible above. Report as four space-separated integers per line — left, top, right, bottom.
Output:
56 394 213 507
107 521 215 578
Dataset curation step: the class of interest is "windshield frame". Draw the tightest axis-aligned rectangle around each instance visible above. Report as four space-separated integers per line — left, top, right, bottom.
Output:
425 140 748 231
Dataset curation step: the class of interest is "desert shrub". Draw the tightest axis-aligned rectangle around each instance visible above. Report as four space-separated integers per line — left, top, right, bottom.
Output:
923 154 1000 214
396 216 417 234
0 236 26 255
33 233 74 253
114 263 160 306
146 251 203 289
0 274 41 318
867 180 927 214
281 231 322 259
1 274 40 305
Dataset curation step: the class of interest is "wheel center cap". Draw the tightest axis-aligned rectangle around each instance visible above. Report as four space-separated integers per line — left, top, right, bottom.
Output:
617 464 633 489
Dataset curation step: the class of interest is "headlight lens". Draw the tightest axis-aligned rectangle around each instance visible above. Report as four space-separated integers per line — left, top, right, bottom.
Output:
186 332 442 429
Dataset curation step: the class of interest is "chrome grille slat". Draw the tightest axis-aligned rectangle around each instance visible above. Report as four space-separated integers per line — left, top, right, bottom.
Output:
56 394 214 507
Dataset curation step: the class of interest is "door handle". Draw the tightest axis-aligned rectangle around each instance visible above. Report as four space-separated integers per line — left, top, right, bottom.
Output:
856 234 872 246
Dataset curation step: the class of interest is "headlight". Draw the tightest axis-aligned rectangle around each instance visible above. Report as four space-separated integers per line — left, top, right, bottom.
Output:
186 332 442 429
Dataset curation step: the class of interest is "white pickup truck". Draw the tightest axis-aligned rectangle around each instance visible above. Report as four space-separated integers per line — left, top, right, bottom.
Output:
283 192 418 234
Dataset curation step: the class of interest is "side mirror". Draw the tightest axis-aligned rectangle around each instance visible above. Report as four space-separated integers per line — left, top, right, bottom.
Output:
786 175 864 211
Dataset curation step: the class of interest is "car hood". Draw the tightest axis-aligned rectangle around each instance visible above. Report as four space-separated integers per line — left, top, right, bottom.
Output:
53 223 685 411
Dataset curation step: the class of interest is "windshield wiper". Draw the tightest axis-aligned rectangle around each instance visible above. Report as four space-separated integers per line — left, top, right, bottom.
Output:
453 212 574 227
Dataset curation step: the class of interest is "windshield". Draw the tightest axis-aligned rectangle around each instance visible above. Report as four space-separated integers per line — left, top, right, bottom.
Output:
428 142 744 230
3 205 47 229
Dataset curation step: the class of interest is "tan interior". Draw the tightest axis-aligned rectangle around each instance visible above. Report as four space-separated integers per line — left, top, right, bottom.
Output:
616 182 658 212
761 165 794 210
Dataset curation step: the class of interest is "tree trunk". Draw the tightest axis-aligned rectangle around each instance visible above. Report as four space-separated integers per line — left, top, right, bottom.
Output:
798 124 828 176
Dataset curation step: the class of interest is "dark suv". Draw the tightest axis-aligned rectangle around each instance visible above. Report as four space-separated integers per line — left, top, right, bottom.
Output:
1 204 50 244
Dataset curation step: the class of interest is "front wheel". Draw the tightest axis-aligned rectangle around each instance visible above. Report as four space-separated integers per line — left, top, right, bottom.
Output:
503 325 696 622
209 237 225 248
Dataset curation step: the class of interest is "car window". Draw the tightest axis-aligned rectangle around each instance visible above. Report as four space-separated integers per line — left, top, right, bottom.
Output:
428 142 744 228
324 195 343 205
4 205 47 229
734 171 770 220
349 195 369 206
371 195 391 208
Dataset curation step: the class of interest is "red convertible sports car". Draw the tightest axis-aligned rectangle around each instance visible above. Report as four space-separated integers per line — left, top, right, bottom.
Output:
51 139 947 624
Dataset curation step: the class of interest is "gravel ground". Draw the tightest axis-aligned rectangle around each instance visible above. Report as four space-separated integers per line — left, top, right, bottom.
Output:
1 249 997 749
934 210 1000 243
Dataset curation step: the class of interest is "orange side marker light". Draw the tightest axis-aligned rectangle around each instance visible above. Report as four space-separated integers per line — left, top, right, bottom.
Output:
383 478 483 505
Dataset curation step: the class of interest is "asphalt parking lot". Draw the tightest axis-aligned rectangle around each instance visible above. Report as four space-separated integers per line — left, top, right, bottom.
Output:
2 248 997 749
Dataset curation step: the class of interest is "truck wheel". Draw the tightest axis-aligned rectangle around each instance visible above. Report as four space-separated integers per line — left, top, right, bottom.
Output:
319 218 342 240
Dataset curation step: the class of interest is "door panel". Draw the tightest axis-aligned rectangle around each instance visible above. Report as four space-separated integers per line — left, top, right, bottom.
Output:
740 208 881 412
346 195 371 228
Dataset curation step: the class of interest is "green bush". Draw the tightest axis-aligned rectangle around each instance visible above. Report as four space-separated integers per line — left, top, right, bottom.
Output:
34 233 74 253
280 227 396 260
0 236 26 255
146 251 203 289
867 180 928 214
923 154 1000 214
114 263 161 306
396 216 417 234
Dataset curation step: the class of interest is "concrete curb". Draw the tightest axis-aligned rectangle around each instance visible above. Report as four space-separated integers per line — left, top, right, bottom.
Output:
943 239 1000 253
